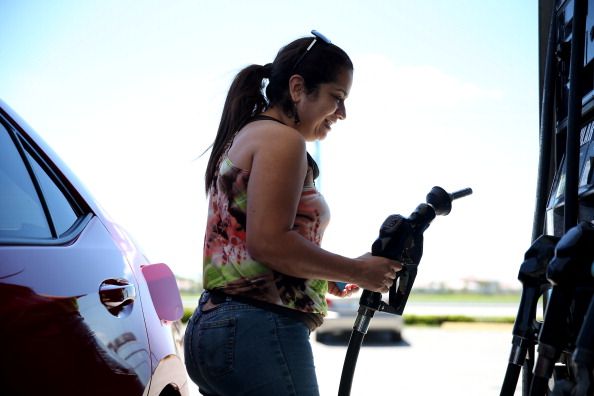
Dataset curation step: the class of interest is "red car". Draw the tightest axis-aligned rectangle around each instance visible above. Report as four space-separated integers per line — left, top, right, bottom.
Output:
0 99 189 396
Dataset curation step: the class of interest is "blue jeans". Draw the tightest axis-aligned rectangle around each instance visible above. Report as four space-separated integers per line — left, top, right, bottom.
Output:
184 293 320 396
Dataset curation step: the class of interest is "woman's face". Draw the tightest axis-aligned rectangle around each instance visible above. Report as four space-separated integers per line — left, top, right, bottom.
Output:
296 68 353 141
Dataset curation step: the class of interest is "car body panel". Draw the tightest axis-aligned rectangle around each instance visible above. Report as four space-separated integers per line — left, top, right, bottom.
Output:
0 99 188 395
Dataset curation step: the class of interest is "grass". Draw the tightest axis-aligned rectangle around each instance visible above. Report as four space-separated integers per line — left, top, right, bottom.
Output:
181 291 521 304
181 291 522 306
179 291 520 325
179 308 516 326
181 308 193 324
407 291 521 304
403 314 515 326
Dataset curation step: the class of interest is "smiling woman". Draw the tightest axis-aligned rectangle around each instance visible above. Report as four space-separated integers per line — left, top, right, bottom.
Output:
183 31 402 396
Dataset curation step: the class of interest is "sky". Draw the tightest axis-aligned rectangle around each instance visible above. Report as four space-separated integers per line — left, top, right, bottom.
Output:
0 1 538 289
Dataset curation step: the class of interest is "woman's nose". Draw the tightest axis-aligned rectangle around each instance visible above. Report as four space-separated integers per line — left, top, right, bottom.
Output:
336 102 346 120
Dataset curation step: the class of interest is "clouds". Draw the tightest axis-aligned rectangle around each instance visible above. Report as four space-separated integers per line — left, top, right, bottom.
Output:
0 1 538 286
317 53 536 285
352 54 504 113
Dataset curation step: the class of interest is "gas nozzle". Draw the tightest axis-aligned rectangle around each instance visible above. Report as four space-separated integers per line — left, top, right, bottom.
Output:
339 184 472 396
451 187 473 200
426 186 473 216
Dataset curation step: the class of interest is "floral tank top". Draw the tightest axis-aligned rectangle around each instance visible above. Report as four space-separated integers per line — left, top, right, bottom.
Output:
203 153 331 316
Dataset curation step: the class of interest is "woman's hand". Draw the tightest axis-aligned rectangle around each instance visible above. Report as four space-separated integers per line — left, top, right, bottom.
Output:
328 281 360 297
354 253 402 293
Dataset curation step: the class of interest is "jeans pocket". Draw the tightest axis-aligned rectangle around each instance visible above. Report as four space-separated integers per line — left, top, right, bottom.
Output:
198 318 236 377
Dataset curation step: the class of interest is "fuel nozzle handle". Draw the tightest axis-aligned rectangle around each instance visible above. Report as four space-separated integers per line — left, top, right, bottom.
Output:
363 186 472 316
372 186 473 261
340 186 472 396
529 221 594 396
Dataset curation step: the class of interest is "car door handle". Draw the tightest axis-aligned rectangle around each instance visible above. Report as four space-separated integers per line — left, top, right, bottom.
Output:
99 279 136 309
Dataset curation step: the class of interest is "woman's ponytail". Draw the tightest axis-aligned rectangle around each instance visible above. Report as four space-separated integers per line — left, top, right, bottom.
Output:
205 64 270 192
205 34 352 193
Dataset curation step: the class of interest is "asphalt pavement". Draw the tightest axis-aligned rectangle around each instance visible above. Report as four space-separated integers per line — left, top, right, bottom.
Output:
313 323 520 396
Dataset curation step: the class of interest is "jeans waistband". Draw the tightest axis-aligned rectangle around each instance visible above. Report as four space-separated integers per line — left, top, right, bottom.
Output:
208 289 323 331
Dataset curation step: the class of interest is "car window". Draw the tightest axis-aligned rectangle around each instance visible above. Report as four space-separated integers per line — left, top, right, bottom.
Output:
24 150 78 236
0 123 51 239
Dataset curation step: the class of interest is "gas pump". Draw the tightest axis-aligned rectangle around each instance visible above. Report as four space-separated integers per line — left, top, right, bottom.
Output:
501 0 594 394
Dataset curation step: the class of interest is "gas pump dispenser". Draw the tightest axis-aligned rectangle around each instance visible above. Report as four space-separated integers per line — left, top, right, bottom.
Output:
500 1 594 394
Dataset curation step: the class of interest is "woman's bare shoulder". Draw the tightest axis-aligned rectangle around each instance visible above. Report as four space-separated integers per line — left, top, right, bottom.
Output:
245 120 304 145
230 121 306 168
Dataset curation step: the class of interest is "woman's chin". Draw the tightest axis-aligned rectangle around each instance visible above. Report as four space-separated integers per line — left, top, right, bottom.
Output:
316 129 330 140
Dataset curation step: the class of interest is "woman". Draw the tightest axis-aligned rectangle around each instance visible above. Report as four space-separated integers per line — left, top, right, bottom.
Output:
184 31 402 396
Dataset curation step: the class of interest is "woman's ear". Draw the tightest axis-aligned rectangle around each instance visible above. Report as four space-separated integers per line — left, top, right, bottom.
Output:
288 74 305 102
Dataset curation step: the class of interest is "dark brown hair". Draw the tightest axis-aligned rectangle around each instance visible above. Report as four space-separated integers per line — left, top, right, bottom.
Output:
204 35 353 192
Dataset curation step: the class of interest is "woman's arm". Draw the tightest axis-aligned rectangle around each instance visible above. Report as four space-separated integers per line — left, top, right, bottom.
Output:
243 126 400 293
